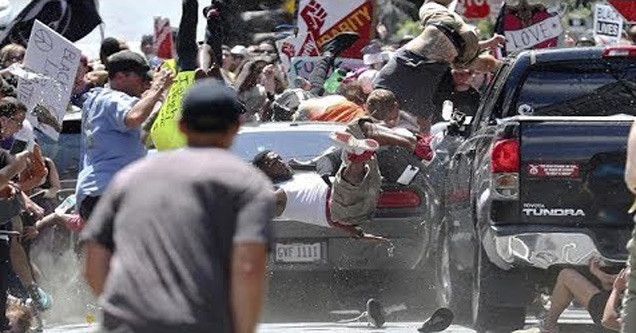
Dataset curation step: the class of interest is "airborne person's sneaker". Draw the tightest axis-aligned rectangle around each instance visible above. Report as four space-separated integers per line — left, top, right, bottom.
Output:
366 298 385 328
330 131 379 163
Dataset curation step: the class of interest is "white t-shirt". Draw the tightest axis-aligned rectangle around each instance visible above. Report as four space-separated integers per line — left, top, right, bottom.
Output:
278 173 330 228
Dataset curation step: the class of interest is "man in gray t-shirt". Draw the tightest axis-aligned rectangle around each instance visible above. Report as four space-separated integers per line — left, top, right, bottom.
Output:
81 79 274 333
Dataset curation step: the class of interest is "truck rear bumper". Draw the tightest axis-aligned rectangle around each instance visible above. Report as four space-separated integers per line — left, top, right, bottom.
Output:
484 228 627 270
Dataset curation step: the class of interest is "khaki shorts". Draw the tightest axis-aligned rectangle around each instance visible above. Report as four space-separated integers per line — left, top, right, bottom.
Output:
330 118 382 226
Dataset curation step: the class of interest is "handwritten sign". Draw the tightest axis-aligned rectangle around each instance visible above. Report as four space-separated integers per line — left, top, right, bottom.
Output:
505 15 563 52
17 20 80 141
594 4 623 45
150 60 195 151
288 56 364 88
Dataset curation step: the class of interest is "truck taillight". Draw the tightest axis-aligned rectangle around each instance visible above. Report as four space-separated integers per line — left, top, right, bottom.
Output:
376 190 421 209
602 46 636 58
491 140 519 173
491 139 519 199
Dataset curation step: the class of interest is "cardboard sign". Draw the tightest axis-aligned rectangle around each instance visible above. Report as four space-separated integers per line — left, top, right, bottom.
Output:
17 20 80 141
505 15 562 52
154 17 175 60
594 4 623 45
275 33 318 74
296 0 375 59
288 56 364 88
150 60 194 151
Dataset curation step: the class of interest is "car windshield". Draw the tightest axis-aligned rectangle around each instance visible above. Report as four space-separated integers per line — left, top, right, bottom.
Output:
513 60 636 117
232 130 338 162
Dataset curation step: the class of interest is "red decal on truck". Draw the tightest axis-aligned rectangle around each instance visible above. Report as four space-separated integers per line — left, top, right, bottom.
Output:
527 163 580 178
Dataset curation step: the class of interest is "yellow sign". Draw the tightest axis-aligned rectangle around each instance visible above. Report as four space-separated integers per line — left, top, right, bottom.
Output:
150 60 195 151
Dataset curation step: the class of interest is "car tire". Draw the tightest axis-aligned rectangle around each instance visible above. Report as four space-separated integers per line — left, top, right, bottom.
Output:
472 245 526 333
434 221 473 325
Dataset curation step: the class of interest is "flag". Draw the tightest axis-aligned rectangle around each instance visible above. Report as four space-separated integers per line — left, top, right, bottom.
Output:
0 0 102 47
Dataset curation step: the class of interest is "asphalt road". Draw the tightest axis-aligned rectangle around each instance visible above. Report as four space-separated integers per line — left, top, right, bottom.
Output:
42 270 603 333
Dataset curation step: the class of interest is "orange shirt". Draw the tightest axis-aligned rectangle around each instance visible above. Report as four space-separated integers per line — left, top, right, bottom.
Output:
311 101 368 123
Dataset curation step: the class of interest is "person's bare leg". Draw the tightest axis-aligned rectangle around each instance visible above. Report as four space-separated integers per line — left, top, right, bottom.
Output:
342 161 366 185
196 44 223 81
543 268 601 328
10 238 34 287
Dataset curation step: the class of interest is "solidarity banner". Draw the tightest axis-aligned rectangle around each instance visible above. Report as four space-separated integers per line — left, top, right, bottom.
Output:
17 20 80 141
296 0 376 59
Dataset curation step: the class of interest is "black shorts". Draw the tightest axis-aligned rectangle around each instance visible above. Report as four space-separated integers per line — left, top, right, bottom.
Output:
374 48 449 122
588 290 611 326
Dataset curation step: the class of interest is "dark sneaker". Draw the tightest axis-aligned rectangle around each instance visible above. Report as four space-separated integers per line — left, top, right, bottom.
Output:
320 32 360 58
366 298 385 328
418 307 454 333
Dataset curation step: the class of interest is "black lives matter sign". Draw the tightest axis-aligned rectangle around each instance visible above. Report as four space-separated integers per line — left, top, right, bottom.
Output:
594 4 623 43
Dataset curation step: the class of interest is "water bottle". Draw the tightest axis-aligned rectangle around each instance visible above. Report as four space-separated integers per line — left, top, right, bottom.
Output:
55 194 76 215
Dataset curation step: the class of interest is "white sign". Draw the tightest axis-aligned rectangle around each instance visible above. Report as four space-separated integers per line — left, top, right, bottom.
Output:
17 20 81 141
288 56 365 88
505 16 563 52
594 4 623 44
275 33 316 74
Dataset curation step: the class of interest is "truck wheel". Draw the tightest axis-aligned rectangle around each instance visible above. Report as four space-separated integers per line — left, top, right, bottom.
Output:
472 246 526 333
434 222 472 325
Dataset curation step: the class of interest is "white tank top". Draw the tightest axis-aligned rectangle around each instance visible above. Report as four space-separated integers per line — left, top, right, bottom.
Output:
278 173 330 228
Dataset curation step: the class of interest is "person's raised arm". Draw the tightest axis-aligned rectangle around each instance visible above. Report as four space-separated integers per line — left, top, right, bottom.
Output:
124 69 174 129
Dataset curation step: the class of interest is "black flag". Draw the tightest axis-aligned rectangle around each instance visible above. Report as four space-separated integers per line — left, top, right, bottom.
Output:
0 0 102 47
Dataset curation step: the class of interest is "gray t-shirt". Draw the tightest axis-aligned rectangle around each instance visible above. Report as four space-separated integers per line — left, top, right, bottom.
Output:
81 148 275 333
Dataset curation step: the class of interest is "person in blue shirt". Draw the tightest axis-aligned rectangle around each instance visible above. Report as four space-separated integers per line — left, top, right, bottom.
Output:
76 50 173 221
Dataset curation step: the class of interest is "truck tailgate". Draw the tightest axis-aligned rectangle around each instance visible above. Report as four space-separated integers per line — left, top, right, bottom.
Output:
520 120 633 226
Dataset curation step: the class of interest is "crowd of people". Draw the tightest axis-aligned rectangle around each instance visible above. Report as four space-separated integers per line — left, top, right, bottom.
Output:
0 0 633 332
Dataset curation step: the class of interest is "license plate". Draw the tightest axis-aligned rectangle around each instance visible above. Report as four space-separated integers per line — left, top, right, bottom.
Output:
275 242 322 263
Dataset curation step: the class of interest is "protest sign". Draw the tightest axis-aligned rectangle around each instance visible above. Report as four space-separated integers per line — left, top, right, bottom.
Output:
594 4 623 45
276 33 318 74
296 0 376 59
288 56 365 87
17 20 80 141
456 0 490 20
154 17 175 60
150 60 195 151
498 2 562 53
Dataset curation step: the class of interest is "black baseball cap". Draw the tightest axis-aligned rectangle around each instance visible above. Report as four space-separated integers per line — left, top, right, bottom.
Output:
181 79 245 132
107 50 153 81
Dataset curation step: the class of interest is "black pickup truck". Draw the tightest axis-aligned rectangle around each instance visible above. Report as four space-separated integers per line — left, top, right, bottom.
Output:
431 46 636 332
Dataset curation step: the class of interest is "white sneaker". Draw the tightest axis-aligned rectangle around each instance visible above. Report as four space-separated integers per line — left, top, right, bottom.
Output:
330 131 379 156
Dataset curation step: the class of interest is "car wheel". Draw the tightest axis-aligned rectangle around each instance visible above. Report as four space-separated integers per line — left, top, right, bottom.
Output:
472 245 526 333
434 221 472 325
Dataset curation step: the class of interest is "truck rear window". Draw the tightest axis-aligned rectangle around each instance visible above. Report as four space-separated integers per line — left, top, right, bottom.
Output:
513 60 636 117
